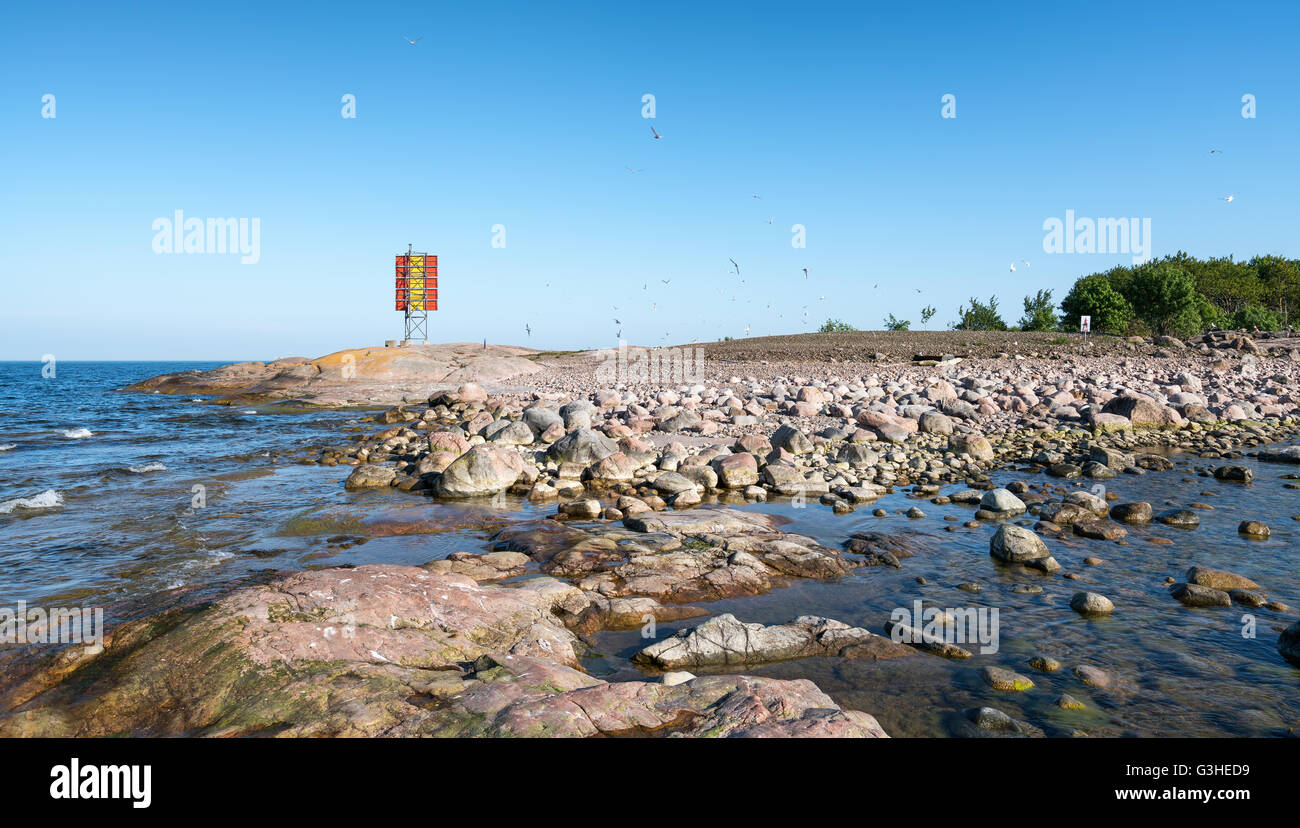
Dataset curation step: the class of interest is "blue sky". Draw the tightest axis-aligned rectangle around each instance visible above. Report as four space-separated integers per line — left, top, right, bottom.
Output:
2 0 1297 360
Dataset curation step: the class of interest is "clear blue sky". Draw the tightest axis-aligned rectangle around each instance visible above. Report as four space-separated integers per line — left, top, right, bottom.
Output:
2 0 1297 360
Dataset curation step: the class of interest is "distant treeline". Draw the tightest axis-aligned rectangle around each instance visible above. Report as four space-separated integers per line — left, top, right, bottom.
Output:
824 253 1300 337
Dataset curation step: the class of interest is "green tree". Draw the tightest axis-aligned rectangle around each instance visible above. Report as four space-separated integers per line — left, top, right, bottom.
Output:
920 305 936 329
1187 255 1260 315
1233 304 1281 331
1126 262 1204 336
1019 289 1058 331
953 296 1007 331
883 314 911 331
818 318 857 333
1060 275 1133 334
1251 254 1300 326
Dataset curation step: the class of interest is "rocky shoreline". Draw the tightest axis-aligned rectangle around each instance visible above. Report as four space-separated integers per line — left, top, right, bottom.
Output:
8 330 1299 737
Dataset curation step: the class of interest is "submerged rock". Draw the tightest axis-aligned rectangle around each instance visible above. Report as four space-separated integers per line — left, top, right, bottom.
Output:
1238 520 1270 538
1212 465 1254 483
1156 509 1200 527
1259 445 1300 464
633 613 910 670
1185 566 1260 591
978 666 1034 691
1170 582 1232 607
1279 621 1300 667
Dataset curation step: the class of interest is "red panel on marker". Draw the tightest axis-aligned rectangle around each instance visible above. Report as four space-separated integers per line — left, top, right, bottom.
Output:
427 255 438 310
395 256 409 310
395 253 438 311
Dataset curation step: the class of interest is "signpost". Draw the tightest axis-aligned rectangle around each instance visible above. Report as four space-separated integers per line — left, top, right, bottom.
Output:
395 245 438 343
1080 315 1091 342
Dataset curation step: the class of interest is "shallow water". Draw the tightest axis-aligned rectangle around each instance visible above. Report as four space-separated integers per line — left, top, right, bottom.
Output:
0 362 553 608
584 457 1300 737
2 362 1297 736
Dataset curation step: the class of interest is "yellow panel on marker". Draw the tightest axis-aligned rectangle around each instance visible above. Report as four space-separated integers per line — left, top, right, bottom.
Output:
409 269 425 310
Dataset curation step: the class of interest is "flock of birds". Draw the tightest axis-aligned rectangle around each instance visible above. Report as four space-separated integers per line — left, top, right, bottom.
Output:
400 34 1244 346
545 123 1236 345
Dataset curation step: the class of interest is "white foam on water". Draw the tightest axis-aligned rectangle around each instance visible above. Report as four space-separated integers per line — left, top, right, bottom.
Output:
0 489 63 514
61 428 93 439
0 444 15 452
240 410 257 415
128 462 167 473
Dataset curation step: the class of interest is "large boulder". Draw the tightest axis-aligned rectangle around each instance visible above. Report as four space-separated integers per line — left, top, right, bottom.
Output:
837 443 880 466
1089 446 1134 470
1109 502 1153 523
585 451 638 484
917 411 954 434
435 445 526 497
948 433 994 461
712 453 759 488
522 406 564 435
770 424 813 454
489 420 535 446
980 488 1026 514
1101 395 1174 426
344 464 397 491
428 430 471 455
989 525 1049 563
546 428 618 465
457 382 488 403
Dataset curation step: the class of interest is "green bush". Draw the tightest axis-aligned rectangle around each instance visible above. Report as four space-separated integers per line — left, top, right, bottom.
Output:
882 314 911 331
1060 275 1133 334
1232 304 1281 331
953 296 1007 331
818 318 857 333
1019 289 1058 331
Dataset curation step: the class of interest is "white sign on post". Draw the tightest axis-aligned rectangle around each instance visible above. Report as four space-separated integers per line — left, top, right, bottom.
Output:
1080 315 1091 334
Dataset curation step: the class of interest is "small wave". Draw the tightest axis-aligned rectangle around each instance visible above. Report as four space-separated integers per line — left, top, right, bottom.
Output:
0 444 15 452
128 462 167 474
62 428 93 439
240 410 257 415
0 489 63 514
